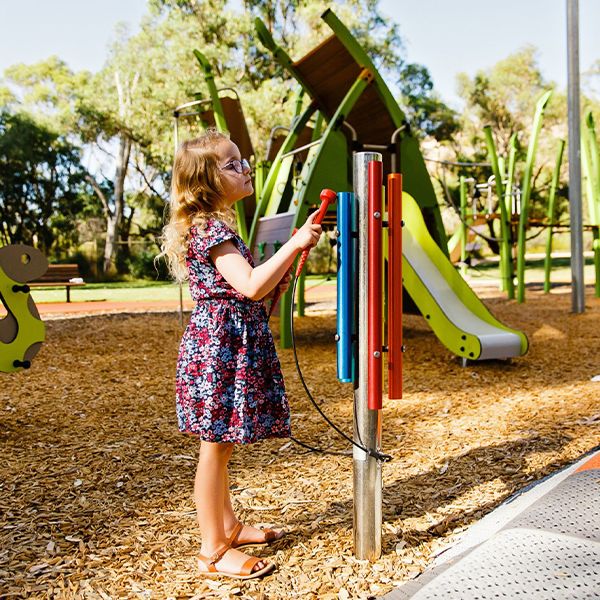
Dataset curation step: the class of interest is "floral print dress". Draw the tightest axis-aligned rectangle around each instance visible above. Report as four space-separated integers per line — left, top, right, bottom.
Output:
175 218 291 444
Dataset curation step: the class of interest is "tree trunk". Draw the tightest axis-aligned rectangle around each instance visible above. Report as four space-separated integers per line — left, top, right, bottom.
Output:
103 134 131 274
120 207 135 263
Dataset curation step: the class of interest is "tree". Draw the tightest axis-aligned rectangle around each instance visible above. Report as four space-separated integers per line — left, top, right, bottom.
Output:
3 0 456 275
153 0 457 142
0 111 89 255
456 46 566 155
398 63 459 141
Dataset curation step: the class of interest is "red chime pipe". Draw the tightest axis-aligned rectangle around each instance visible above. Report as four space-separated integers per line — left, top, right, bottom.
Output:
368 161 383 410
387 173 403 400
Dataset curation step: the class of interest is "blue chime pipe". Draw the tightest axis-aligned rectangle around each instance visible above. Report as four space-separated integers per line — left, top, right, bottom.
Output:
337 192 355 382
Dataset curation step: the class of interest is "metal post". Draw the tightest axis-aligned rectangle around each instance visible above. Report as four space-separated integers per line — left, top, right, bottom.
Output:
353 151 382 560
459 176 468 278
173 114 184 326
567 0 585 312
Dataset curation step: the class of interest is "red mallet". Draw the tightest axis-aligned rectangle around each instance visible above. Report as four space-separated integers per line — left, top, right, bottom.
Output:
294 188 337 277
268 188 337 319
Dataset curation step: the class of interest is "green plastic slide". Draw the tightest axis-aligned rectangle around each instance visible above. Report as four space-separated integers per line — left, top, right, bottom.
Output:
397 192 528 360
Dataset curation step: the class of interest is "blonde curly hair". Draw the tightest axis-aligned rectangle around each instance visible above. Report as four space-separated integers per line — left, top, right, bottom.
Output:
158 129 237 282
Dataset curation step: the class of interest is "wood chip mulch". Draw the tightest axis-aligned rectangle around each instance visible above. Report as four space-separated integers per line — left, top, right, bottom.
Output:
1 286 599 599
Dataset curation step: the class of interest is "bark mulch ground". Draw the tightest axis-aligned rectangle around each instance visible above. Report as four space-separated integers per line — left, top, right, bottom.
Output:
2 286 599 599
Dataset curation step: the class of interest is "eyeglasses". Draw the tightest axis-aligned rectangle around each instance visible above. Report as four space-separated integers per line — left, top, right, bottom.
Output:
221 158 251 174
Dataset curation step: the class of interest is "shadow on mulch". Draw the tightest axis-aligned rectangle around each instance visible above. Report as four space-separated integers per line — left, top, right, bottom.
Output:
279 432 573 552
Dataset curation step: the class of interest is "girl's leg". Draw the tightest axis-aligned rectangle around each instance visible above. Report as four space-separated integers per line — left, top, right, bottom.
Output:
195 441 268 573
222 463 238 533
221 447 284 545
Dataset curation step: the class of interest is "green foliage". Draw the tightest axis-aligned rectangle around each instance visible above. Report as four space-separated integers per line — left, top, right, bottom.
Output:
398 63 459 141
0 1 486 269
0 110 90 256
126 248 170 280
456 47 566 153
3 57 92 135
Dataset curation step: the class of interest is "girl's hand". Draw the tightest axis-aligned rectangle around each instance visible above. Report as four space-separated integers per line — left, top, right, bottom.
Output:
293 211 322 251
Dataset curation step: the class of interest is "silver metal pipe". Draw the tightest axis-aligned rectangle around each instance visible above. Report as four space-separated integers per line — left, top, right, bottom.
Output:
280 138 323 159
567 0 585 312
390 126 405 173
173 116 184 326
353 151 383 561
173 98 212 115
391 126 406 144
363 144 388 151
266 125 290 160
343 121 358 141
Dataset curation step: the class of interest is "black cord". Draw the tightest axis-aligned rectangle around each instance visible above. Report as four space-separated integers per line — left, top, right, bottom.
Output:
288 276 392 463
288 434 350 456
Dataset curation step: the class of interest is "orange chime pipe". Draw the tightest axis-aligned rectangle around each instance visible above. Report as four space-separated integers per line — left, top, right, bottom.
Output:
387 173 403 400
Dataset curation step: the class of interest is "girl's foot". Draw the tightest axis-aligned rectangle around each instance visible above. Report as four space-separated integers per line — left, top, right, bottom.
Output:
226 521 286 549
198 543 274 580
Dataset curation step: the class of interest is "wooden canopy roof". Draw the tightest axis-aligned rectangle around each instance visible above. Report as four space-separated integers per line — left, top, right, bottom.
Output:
293 35 398 146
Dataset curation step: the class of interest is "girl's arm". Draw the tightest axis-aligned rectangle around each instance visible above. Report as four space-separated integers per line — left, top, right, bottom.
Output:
210 213 321 301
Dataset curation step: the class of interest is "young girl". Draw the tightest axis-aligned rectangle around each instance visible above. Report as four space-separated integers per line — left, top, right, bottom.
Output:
160 129 322 580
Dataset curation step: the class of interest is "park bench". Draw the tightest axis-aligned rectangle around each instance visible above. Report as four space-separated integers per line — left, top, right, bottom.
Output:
29 264 85 303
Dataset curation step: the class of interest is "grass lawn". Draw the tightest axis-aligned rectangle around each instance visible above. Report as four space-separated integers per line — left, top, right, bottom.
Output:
463 252 598 288
30 280 190 304
28 254 597 304
29 274 335 304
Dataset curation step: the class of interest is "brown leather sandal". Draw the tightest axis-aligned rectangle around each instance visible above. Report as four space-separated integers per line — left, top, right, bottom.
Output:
228 521 286 550
197 543 275 580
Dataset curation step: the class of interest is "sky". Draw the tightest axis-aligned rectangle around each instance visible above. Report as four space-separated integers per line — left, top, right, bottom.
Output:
0 0 599 109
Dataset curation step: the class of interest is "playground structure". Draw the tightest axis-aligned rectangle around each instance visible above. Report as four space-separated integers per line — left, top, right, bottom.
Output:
0 245 47 372
175 10 528 364
441 93 600 301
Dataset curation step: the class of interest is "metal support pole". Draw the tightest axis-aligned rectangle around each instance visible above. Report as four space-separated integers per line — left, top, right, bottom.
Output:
567 0 585 312
173 114 184 327
459 176 468 278
353 152 382 560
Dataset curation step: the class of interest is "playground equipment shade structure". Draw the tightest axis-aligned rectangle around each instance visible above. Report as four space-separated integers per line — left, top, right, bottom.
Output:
253 9 526 359
251 8 449 347
253 10 447 249
173 49 257 241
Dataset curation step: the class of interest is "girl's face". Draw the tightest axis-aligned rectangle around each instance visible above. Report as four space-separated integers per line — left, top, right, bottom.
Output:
216 139 253 205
